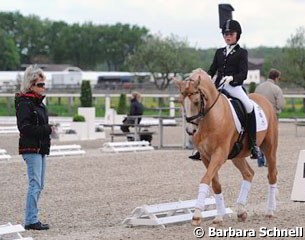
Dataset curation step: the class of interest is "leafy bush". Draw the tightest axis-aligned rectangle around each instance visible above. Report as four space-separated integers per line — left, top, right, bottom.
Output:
80 80 92 107
117 93 127 114
73 114 85 122
248 82 256 93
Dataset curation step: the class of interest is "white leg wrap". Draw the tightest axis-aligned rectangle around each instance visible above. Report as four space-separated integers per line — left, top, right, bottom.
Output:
194 183 210 210
236 180 251 205
215 193 226 216
266 183 277 212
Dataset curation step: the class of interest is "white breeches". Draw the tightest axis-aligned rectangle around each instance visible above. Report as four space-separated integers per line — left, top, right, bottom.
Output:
223 84 254 113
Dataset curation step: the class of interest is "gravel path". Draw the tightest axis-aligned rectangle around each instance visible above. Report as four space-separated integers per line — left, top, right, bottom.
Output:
1 122 305 239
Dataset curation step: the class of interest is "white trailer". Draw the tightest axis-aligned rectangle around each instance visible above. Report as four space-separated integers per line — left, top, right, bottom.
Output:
51 72 82 88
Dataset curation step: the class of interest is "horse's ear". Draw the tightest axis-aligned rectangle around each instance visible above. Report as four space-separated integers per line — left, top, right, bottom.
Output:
193 75 201 88
198 85 208 101
172 78 182 88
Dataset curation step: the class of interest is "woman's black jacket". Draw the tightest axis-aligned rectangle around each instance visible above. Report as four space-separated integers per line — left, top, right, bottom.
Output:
15 92 52 155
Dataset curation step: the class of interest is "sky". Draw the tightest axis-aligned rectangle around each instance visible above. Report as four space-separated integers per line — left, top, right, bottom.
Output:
0 0 304 49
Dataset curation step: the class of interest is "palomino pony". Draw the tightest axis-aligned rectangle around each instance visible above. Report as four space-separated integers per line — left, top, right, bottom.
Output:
174 68 278 226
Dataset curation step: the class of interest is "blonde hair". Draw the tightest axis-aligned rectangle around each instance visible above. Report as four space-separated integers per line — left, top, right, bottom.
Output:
20 65 46 93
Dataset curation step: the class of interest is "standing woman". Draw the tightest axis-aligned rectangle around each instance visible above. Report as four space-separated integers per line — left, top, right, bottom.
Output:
15 65 53 230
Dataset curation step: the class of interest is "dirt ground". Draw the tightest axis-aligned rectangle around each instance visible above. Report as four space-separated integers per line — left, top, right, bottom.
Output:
1 122 305 240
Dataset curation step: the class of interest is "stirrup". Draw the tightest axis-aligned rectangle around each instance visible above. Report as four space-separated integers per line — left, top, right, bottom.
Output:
250 146 262 159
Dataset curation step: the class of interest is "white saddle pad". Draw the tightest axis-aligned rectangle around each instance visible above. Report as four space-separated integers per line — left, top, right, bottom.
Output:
224 96 268 133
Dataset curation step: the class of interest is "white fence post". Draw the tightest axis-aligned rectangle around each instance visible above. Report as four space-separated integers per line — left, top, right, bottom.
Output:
169 96 175 117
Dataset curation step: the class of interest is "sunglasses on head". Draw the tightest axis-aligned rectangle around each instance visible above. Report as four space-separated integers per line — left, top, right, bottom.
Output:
33 82 46 88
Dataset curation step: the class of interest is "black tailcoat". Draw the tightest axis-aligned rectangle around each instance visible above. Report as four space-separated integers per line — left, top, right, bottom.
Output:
208 44 248 88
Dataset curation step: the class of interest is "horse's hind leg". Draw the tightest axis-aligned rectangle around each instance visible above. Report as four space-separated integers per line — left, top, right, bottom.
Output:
261 140 278 218
232 157 254 222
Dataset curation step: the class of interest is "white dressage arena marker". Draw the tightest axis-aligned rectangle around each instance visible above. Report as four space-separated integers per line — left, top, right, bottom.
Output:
0 148 11 160
122 197 233 227
291 150 305 201
49 144 86 157
101 141 154 153
0 126 19 134
0 222 33 239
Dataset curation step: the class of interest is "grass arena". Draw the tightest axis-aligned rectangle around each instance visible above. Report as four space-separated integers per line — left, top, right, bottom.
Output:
1 122 305 239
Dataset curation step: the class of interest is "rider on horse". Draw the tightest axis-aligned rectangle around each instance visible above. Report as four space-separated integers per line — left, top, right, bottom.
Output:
190 19 261 160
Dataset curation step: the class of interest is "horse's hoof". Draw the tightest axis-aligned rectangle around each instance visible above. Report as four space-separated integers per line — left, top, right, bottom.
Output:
191 217 202 226
212 216 224 225
265 214 276 219
265 210 276 219
237 211 247 222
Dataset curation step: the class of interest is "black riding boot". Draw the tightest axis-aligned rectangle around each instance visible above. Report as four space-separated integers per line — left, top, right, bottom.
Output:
247 109 262 159
189 151 201 160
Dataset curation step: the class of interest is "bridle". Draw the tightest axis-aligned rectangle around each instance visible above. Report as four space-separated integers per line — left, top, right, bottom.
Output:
181 78 223 128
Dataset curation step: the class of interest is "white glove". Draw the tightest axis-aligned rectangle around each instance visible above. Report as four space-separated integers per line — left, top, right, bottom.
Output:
222 76 233 85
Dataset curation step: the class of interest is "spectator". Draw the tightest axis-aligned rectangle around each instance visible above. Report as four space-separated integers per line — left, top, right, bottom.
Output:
15 65 55 230
255 68 285 117
120 91 144 140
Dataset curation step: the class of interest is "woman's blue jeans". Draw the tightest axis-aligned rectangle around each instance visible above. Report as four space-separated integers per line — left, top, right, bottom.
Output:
23 153 46 225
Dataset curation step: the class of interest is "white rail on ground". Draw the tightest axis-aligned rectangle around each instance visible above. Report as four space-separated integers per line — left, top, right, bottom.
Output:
0 126 19 134
0 222 33 239
122 197 233 227
101 141 154 153
0 148 11 160
49 144 86 157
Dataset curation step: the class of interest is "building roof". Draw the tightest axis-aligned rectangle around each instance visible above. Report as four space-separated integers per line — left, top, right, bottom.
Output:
248 58 264 71
248 58 264 65
20 64 82 72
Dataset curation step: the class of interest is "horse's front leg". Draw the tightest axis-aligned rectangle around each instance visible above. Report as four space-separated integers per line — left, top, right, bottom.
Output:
211 173 227 225
198 157 226 225
192 152 226 226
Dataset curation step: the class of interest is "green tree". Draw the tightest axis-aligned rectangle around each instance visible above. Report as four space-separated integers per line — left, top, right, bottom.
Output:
45 20 70 63
282 27 305 112
0 29 20 70
101 23 149 71
284 27 305 88
117 93 127 114
127 34 200 90
17 15 49 63
0 11 150 70
80 80 93 107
